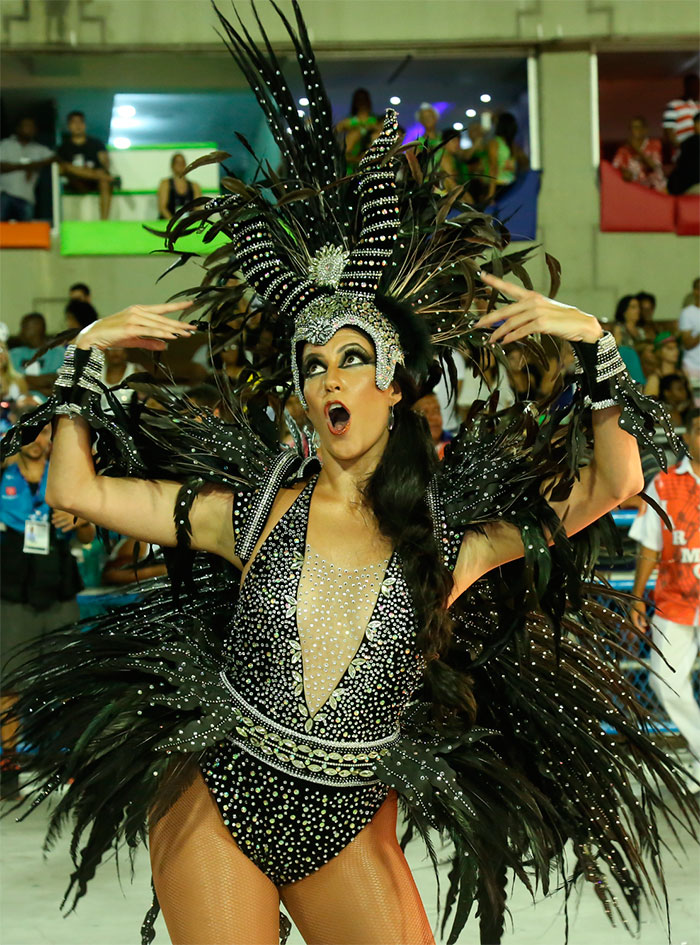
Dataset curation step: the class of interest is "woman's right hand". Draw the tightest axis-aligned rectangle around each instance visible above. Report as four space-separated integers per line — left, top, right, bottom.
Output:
75 301 196 351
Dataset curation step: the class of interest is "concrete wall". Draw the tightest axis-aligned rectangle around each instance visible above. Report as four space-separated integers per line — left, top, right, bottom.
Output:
2 0 698 49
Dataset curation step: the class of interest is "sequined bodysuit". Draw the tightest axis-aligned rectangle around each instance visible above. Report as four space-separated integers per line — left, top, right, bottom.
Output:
201 473 432 885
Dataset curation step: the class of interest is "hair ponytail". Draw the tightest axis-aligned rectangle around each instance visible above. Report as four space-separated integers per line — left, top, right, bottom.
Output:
363 366 476 721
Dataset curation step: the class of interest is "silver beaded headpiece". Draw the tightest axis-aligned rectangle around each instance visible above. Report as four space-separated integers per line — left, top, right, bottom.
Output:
291 294 404 407
227 110 404 408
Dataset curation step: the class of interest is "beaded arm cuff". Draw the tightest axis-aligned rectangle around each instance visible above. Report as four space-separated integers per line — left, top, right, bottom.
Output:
54 344 106 414
570 330 627 410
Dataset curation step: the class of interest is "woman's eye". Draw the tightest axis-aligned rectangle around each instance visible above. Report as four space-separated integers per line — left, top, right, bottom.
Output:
304 361 324 377
343 350 370 366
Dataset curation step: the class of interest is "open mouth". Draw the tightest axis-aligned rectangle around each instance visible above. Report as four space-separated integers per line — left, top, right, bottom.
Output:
325 401 351 435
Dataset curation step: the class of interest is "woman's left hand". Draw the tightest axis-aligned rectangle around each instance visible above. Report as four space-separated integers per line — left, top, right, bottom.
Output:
473 271 604 345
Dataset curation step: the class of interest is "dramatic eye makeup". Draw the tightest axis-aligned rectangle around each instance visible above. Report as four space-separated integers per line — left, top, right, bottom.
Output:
302 344 374 378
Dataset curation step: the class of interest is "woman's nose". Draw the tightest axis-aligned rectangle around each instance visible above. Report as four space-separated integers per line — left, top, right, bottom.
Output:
324 366 342 391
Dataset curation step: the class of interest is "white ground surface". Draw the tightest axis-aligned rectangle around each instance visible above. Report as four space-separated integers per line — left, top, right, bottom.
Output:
1 759 699 945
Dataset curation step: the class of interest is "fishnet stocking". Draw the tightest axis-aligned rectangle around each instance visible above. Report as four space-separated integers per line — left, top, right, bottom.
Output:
281 791 436 945
149 771 280 945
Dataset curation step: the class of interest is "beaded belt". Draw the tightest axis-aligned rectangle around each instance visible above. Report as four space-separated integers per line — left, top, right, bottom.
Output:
220 672 398 788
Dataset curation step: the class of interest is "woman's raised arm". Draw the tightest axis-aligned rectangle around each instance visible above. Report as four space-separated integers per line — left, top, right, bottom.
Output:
45 302 239 566
46 416 236 563
451 273 644 598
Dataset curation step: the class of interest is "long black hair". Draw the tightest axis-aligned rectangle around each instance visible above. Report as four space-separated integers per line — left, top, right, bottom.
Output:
362 365 476 720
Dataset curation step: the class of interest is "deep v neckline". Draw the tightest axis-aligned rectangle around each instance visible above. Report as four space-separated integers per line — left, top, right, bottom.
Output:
292 481 397 729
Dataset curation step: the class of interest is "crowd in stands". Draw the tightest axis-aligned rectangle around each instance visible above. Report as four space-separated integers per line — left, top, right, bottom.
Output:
611 74 700 195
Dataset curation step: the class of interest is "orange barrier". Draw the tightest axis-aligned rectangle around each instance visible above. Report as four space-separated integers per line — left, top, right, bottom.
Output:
0 221 51 249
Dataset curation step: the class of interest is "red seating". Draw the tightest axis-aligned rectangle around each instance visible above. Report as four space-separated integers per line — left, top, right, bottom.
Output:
599 160 699 236
599 160 674 232
675 193 700 236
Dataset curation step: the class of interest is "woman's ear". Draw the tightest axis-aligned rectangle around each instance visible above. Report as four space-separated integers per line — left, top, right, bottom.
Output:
389 378 402 407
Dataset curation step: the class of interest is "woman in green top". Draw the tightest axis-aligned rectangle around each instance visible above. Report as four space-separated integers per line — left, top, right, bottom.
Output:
336 88 379 174
485 111 529 204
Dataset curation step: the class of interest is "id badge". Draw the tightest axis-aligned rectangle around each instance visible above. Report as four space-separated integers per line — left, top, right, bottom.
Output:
24 517 50 555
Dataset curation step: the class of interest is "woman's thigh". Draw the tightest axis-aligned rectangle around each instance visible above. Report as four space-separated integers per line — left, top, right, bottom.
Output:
149 770 280 945
280 790 435 945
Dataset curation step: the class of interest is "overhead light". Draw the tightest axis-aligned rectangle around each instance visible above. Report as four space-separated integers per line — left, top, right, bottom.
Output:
297 109 305 117
115 105 136 118
389 95 401 105
298 96 309 106
465 108 477 118
480 93 491 103
112 137 131 149
111 116 137 130
452 121 464 131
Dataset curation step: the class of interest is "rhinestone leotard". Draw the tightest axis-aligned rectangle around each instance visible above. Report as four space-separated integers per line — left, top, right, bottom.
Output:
201 473 429 885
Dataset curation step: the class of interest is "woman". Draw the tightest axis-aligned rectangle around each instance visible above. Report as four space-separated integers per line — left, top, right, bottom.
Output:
644 332 683 396
335 89 379 174
484 111 529 204
611 294 648 348
158 153 202 221
2 8 697 945
0 339 27 402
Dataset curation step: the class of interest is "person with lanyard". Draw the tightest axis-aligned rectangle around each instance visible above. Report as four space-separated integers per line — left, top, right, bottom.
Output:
0 411 94 801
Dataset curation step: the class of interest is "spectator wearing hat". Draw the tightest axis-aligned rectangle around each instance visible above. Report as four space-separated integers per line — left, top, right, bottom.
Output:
644 332 684 397
612 117 666 193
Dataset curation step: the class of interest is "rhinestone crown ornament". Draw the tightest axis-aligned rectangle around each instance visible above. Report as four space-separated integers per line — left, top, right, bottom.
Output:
226 109 403 407
307 245 351 288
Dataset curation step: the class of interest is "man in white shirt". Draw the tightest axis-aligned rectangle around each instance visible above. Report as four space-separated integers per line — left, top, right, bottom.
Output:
678 277 700 384
0 117 55 222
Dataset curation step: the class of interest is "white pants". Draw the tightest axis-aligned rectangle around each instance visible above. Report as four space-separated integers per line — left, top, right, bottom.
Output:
650 615 700 778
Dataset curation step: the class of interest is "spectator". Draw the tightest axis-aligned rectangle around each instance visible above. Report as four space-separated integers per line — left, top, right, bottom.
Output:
412 391 453 460
0 416 94 800
677 277 700 385
431 350 465 436
662 74 700 159
187 383 222 413
416 103 441 148
628 407 700 788
484 112 529 205
0 340 28 402
457 347 515 417
637 341 659 382
100 347 139 387
0 116 55 222
65 299 98 332
462 121 489 204
612 117 666 192
57 111 115 220
636 290 657 336
69 282 91 303
611 294 649 347
667 112 700 196
101 537 167 586
9 313 64 393
158 153 202 220
658 373 693 427
440 129 472 193
336 89 379 174
644 332 683 396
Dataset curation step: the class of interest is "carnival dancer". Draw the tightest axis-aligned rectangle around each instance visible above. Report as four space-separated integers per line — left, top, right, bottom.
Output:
1 4 698 945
